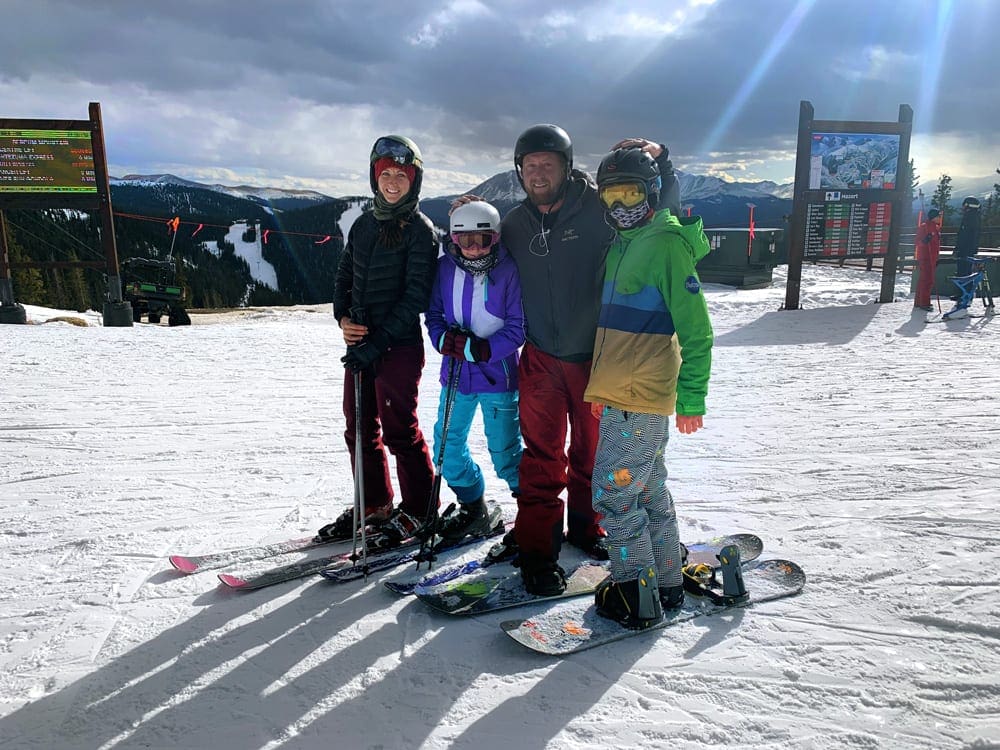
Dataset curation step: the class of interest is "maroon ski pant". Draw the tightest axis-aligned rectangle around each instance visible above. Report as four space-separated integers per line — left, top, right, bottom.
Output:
514 344 602 558
343 343 434 518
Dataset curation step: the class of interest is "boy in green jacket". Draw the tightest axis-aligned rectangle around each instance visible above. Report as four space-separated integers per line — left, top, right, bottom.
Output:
584 147 713 629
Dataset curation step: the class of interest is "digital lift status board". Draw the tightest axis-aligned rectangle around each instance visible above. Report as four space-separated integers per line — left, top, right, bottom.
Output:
0 129 97 193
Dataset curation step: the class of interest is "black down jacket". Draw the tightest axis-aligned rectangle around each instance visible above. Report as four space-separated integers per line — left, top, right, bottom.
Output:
333 209 438 352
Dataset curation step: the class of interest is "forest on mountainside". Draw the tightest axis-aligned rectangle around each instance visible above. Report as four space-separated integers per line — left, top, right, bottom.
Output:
3 183 346 312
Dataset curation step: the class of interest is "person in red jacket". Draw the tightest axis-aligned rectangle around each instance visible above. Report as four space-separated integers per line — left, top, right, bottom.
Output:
914 208 942 311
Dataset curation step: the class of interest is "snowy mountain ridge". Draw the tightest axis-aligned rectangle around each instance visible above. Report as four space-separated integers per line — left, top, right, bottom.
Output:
112 174 333 206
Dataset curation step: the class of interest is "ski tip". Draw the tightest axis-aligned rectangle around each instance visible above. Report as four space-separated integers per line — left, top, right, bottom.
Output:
169 555 198 574
217 573 249 589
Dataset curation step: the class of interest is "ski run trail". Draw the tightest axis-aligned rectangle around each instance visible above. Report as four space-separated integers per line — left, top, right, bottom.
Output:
1 264 997 750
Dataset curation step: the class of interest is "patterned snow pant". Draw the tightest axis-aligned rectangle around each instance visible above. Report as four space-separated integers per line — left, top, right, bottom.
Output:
592 407 682 587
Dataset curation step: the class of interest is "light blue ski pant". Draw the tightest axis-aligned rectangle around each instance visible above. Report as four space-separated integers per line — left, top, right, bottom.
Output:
433 389 522 504
592 407 682 586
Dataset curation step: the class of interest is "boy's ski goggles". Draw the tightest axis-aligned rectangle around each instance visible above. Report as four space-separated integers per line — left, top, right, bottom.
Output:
451 231 499 250
373 137 416 165
598 181 648 209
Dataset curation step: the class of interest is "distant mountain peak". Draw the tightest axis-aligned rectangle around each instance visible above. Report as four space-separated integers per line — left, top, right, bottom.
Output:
111 173 334 206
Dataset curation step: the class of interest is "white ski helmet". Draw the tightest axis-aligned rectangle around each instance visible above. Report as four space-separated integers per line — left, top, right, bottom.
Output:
450 201 501 235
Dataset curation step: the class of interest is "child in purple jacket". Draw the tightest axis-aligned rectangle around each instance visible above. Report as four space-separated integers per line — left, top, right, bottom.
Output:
425 201 525 543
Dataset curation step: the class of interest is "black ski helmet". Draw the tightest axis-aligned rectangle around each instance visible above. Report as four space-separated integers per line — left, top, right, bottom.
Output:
369 134 424 197
596 147 662 206
514 124 572 186
962 196 981 210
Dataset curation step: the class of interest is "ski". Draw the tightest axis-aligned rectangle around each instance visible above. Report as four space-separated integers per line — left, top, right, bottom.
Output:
501 558 805 655
169 533 346 575
408 533 763 616
318 522 510 585
926 313 990 322
217 531 409 590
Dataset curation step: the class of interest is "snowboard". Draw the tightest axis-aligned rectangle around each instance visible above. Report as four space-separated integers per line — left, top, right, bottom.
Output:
218 522 506 591
501 558 805 655
410 533 763 616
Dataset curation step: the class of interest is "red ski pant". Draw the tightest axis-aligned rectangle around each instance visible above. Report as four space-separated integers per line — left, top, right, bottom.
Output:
915 249 939 307
343 343 434 518
514 344 602 559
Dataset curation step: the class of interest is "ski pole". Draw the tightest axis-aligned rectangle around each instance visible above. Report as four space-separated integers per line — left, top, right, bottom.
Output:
351 367 369 578
417 355 463 567
348 306 370 578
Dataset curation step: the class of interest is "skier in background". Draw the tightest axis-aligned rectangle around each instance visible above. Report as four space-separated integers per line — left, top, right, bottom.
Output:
913 208 942 311
321 135 438 548
424 200 525 544
953 197 982 278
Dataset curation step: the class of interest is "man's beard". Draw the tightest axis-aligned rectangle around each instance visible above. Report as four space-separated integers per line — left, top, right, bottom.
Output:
526 181 562 207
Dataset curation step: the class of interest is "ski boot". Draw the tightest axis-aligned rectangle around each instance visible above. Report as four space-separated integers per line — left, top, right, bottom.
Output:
658 584 684 611
519 554 567 596
367 508 424 551
315 504 392 542
435 497 503 546
484 529 519 566
594 567 663 630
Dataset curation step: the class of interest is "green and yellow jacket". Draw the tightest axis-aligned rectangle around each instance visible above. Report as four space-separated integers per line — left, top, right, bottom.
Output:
584 210 713 416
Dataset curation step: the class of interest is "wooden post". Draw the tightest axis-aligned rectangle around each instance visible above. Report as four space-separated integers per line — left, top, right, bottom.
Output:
0 210 13 304
88 102 132 325
783 100 814 311
0 210 27 323
878 104 913 303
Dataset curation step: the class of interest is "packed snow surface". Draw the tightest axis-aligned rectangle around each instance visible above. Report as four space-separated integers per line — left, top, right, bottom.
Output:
1 265 997 749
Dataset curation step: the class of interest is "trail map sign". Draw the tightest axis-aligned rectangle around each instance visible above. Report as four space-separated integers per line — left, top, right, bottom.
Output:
784 102 912 309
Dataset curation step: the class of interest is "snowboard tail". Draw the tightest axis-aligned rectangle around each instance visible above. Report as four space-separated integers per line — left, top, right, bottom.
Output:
501 558 805 655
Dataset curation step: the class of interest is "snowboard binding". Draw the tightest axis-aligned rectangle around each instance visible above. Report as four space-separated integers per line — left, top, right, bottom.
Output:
682 544 750 605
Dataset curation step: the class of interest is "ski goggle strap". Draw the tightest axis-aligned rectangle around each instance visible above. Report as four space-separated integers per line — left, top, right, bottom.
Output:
372 137 416 165
598 181 648 209
451 231 499 250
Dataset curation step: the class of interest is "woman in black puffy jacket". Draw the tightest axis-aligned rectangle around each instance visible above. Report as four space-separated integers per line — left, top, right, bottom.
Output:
320 135 438 547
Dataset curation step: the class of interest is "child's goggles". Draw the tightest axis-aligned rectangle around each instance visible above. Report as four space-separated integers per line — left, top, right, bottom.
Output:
598 181 648 209
451 231 499 250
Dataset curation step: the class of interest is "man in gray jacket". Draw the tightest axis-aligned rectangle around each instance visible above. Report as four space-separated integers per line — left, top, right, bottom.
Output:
493 124 679 595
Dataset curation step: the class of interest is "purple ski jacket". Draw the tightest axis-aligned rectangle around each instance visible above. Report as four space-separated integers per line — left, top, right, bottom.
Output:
425 243 525 394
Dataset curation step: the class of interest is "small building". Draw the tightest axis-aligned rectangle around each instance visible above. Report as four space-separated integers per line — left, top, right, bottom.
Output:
698 228 784 289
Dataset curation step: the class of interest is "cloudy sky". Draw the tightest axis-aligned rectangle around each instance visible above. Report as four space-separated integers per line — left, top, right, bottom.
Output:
2 0 997 197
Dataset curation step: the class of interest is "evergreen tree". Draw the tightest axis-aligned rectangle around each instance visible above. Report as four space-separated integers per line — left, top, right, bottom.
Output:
985 165 1000 229
931 174 954 225
7 235 45 304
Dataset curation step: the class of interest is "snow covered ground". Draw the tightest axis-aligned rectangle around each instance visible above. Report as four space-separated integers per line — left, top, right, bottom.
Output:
1 264 998 750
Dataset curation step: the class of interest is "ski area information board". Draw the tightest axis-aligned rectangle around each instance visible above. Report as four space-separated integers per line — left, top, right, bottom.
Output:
784 101 912 309
804 197 893 258
0 128 97 193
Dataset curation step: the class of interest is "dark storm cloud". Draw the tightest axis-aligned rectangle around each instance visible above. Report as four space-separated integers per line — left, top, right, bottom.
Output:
2 0 996 192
